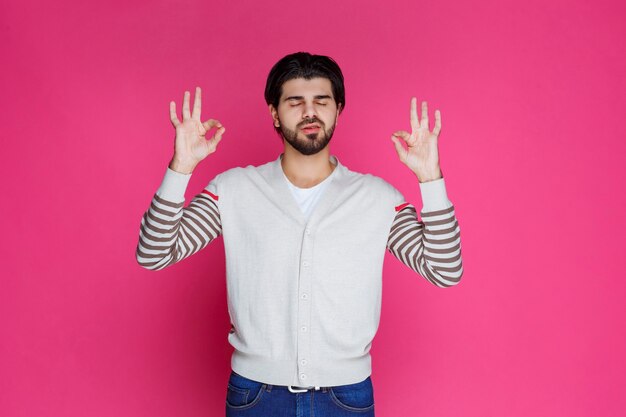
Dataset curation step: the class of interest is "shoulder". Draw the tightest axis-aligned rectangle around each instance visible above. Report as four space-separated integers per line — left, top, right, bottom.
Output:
207 159 273 193
213 163 258 184
203 164 248 195
341 162 406 207
360 173 406 206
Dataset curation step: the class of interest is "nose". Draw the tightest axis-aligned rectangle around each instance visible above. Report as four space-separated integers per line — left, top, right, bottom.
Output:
302 101 317 120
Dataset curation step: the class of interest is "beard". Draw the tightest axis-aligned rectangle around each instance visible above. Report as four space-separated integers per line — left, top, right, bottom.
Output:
279 118 336 156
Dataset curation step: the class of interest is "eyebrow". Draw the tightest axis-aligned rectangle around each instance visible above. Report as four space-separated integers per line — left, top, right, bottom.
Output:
284 95 333 101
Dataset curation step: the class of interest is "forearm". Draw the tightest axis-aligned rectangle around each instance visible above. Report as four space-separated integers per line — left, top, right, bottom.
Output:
135 168 222 270
387 177 463 287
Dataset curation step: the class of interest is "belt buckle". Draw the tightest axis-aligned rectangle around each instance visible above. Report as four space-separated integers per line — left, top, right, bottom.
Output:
288 385 321 393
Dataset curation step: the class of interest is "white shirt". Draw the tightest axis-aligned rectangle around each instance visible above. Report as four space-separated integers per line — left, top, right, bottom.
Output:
280 160 336 221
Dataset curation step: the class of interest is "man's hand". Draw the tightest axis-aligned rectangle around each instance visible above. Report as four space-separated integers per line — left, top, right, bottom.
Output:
168 86 226 174
390 97 443 183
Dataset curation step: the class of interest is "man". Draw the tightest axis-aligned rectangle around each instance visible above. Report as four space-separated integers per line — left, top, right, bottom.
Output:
136 52 463 416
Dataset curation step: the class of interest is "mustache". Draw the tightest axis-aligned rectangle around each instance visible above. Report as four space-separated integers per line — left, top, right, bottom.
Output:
299 118 323 127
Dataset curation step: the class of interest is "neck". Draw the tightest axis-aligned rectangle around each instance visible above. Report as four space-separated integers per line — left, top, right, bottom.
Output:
280 147 336 188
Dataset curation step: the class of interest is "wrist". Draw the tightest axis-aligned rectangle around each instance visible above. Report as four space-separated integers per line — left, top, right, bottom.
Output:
169 157 197 175
415 167 443 183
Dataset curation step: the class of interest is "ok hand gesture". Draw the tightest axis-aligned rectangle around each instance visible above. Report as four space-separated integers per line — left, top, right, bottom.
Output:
390 97 443 183
169 87 226 174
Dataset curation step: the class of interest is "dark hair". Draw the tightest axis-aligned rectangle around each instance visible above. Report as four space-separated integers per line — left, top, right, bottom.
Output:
264 52 345 131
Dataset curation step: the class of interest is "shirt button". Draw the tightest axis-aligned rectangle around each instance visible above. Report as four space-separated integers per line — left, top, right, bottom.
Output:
301 325 307 332
303 261 310 267
301 293 308 300
300 373 307 380
305 228 311 235
300 359 307 365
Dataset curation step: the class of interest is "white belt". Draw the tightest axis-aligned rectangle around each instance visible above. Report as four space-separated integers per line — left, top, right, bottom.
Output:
288 385 321 393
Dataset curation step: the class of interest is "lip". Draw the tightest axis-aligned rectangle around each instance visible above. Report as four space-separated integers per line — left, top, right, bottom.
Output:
301 124 320 129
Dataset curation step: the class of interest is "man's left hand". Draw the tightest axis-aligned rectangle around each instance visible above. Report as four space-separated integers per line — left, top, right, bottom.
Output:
390 97 443 183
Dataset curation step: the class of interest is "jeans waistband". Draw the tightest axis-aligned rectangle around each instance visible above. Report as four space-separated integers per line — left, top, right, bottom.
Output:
230 371 334 393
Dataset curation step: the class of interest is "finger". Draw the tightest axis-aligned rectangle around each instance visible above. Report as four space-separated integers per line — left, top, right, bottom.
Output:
202 119 223 131
210 126 226 147
392 130 411 142
433 109 442 136
410 97 420 132
421 101 429 131
390 135 406 164
169 101 181 128
182 90 191 120
192 86 201 120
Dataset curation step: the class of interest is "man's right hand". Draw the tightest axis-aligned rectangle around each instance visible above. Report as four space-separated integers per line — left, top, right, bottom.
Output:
168 86 226 174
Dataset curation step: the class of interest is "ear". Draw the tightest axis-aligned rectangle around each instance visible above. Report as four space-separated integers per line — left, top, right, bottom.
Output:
335 103 342 125
269 104 280 127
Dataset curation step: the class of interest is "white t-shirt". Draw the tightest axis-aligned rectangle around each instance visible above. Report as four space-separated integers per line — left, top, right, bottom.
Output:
281 164 336 221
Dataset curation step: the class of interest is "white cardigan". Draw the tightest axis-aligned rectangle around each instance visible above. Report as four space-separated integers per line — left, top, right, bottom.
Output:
136 152 463 387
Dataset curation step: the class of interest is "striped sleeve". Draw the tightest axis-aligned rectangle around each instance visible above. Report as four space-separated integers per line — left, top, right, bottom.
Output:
135 167 222 271
386 177 463 287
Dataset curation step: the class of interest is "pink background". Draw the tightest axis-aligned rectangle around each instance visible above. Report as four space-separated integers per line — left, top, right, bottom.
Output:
2 0 625 415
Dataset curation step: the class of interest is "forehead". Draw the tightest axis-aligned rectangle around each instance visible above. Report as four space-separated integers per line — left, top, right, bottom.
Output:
280 77 333 98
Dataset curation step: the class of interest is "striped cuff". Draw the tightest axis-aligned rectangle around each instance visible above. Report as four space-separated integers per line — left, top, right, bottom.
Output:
419 177 452 212
156 167 192 203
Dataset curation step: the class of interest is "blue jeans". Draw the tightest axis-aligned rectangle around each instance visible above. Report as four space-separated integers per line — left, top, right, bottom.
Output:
225 370 375 416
